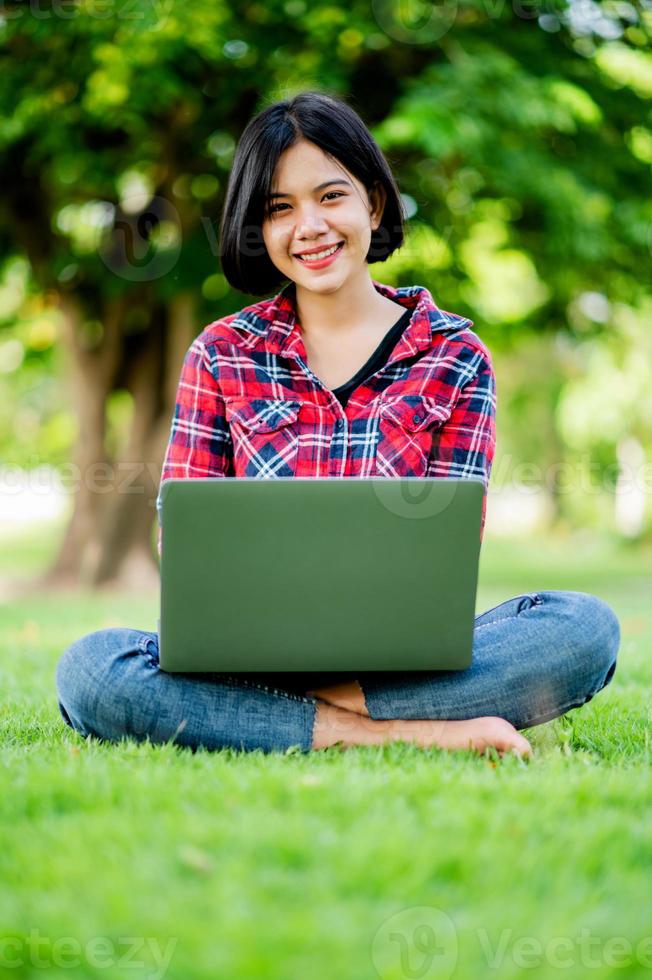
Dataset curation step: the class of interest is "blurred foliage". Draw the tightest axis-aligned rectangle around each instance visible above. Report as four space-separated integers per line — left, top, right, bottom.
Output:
0 0 650 535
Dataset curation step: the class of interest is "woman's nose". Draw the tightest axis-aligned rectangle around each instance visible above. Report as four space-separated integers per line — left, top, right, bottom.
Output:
294 211 329 236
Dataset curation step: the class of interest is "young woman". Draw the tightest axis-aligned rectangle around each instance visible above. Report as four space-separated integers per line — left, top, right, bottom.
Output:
56 91 621 759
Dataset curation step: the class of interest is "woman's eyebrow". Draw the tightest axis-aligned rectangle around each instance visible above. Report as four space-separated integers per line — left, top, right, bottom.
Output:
267 179 353 200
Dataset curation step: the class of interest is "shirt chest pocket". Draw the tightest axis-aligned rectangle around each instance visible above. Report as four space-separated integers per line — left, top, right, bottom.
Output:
226 398 303 477
375 394 453 477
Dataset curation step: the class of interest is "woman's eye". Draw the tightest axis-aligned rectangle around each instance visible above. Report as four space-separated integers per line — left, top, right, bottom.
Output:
269 192 344 215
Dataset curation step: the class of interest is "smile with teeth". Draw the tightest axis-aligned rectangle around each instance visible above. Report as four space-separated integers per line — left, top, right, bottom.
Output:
296 242 343 262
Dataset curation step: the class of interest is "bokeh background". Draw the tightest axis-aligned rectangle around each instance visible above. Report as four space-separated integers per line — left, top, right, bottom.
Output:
1 0 650 595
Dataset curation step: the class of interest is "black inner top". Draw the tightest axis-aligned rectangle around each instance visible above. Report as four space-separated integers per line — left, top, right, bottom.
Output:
330 306 413 409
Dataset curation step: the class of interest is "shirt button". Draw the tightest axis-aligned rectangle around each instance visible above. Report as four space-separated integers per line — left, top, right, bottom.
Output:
335 419 344 430
412 413 423 425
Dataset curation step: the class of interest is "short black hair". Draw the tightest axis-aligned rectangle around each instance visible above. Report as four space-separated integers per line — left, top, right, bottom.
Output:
218 90 407 297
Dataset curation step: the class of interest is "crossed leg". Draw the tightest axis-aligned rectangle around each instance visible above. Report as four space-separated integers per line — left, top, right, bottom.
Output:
307 590 620 758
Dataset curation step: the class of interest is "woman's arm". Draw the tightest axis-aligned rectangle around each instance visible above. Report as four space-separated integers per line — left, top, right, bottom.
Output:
156 338 232 558
426 350 496 543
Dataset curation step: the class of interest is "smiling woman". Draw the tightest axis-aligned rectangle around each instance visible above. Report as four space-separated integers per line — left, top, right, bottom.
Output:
55 90 622 761
261 146 383 296
218 90 405 301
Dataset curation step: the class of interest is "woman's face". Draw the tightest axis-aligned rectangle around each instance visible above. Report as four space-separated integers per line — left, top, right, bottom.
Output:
261 138 386 294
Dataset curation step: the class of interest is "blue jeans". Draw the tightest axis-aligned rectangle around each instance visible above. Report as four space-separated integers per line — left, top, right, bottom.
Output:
55 591 620 755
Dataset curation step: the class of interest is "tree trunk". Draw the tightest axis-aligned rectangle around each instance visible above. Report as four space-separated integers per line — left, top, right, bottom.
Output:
36 292 122 589
92 292 196 589
33 290 196 593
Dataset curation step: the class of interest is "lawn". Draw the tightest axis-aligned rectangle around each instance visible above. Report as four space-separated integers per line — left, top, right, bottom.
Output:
0 521 650 980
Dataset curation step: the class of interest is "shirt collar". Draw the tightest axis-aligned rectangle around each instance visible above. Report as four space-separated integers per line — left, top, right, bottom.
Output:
258 279 472 363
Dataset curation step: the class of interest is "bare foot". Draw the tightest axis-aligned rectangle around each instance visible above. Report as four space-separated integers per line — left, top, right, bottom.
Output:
311 701 532 758
404 715 533 758
306 680 368 715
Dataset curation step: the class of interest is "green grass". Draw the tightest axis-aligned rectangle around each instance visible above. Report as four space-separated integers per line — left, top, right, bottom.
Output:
1 522 650 980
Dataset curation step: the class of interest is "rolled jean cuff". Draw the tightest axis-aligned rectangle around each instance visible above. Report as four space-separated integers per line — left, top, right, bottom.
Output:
209 674 319 754
356 672 427 721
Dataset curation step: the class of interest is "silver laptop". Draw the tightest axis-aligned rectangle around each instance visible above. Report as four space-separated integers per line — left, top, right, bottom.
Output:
157 476 485 673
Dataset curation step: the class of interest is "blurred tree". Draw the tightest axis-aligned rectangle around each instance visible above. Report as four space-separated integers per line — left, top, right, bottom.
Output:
0 0 650 586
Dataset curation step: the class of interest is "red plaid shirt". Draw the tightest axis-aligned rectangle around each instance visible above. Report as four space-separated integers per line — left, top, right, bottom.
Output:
156 279 496 556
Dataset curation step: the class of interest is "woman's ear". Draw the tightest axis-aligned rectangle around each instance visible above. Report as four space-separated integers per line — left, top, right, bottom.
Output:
368 181 387 231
